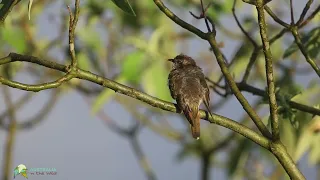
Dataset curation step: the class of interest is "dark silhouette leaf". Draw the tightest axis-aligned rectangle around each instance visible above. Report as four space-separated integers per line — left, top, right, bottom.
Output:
111 0 136 16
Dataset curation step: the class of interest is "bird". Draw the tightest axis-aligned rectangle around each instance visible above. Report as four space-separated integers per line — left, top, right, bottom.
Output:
168 54 212 140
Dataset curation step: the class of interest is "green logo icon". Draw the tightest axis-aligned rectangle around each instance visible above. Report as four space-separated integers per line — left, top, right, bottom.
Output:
14 164 28 179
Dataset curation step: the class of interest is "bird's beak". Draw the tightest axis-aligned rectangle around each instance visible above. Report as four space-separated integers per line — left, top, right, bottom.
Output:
168 59 174 62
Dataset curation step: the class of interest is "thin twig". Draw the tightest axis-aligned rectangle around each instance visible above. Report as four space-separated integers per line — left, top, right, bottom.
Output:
291 26 320 77
189 1 215 34
67 0 80 68
296 0 314 25
289 0 295 24
264 6 290 29
299 4 320 27
232 0 258 47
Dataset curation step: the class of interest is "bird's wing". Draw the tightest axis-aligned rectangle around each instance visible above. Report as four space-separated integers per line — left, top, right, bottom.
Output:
177 95 198 126
203 88 213 118
197 69 213 118
168 70 179 100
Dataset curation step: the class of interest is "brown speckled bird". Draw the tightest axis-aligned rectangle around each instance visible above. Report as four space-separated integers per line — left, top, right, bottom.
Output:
168 54 212 140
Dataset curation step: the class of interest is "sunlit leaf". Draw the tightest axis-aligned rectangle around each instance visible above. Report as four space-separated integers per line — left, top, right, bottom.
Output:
78 22 102 49
294 127 313 161
111 0 136 16
280 116 296 155
125 36 150 52
77 52 91 70
309 133 320 165
122 51 145 84
28 0 33 20
142 60 171 101
148 26 168 54
1 27 26 53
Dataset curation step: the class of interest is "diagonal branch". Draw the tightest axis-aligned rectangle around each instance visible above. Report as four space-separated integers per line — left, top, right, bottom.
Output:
236 82 320 116
299 4 320 27
233 0 258 47
291 26 320 77
297 0 314 26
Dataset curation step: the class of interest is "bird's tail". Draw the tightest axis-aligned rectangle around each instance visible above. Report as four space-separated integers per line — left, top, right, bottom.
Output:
190 112 200 140
183 103 201 140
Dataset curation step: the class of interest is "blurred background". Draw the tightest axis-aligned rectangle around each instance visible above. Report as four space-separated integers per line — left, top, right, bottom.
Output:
0 0 319 179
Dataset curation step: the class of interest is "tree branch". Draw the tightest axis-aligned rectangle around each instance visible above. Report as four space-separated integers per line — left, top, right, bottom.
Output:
263 3 320 78
255 0 280 140
67 0 80 68
291 26 320 77
297 0 314 26
236 82 320 116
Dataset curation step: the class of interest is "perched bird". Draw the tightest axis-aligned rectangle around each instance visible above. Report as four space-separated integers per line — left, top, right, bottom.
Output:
168 54 212 140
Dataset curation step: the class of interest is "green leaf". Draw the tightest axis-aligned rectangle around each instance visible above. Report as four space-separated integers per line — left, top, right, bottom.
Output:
280 115 296 155
308 116 320 164
122 51 145 84
111 0 136 16
77 52 91 70
91 75 126 114
142 60 171 101
206 2 227 23
78 22 102 49
283 27 320 59
1 27 26 53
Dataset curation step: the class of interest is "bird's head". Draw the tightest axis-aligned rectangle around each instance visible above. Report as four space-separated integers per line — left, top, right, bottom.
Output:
168 54 196 69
